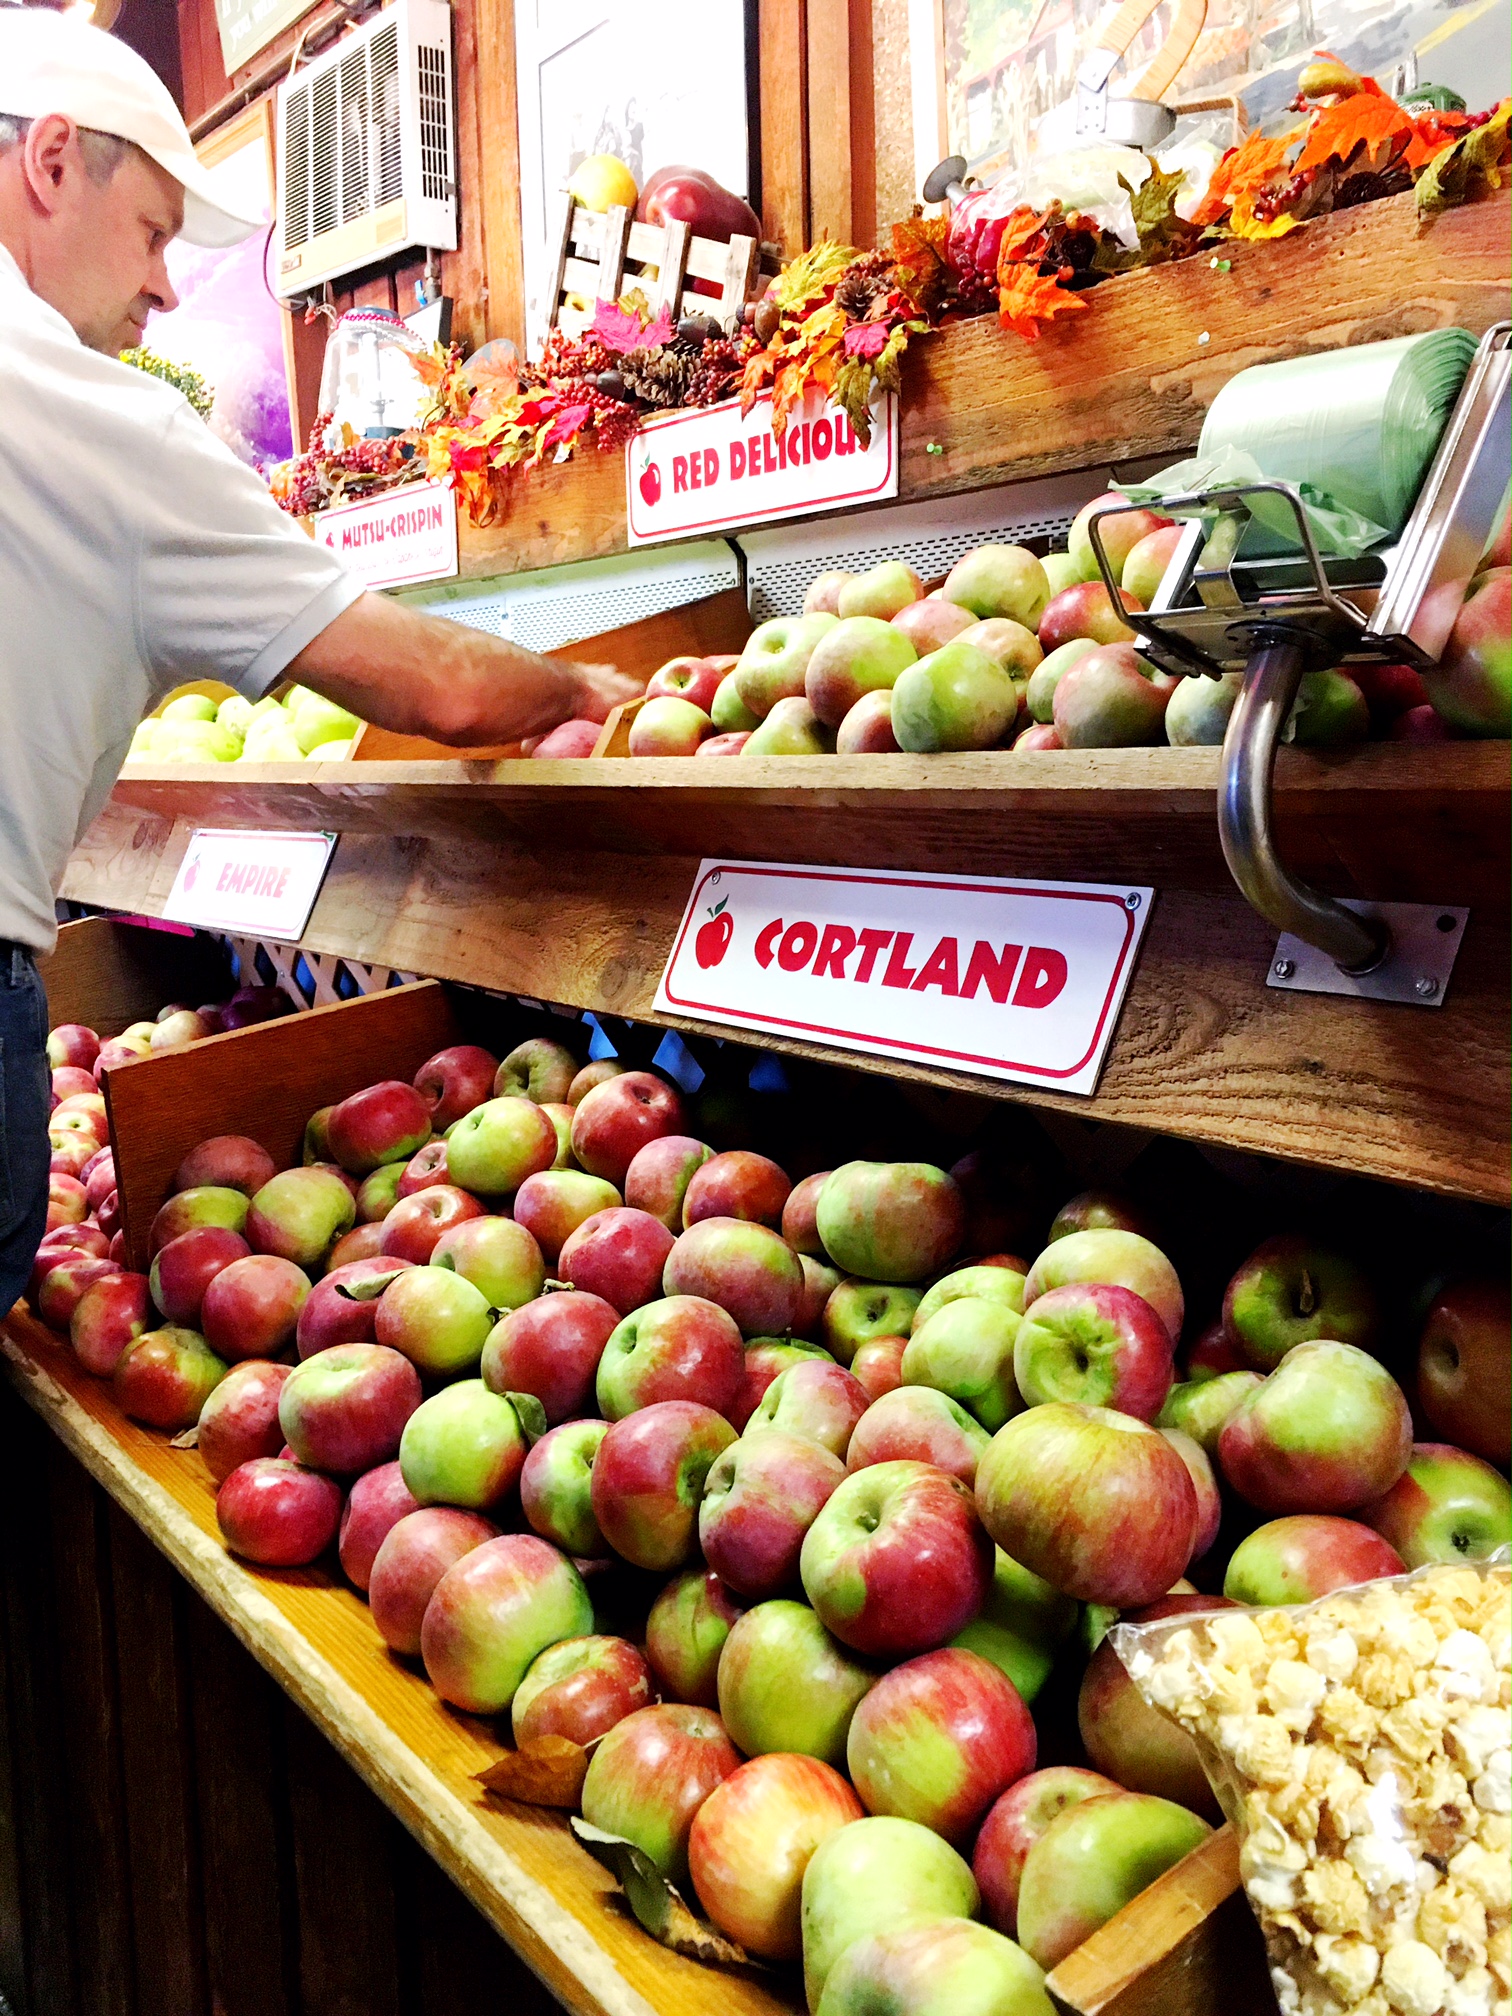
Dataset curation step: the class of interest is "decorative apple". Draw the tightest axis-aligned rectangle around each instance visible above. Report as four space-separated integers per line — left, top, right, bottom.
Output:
635 165 761 246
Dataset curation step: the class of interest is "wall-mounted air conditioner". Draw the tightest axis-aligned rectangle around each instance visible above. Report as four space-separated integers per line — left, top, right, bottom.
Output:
275 0 457 299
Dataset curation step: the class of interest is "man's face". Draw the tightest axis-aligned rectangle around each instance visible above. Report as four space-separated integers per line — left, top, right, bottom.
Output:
63 140 185 354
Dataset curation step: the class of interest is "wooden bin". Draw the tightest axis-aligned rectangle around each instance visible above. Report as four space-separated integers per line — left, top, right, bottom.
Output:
38 914 237 1043
549 196 780 339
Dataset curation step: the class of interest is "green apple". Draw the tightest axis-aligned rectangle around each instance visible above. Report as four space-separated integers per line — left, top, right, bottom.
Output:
1016 1793 1210 1971
1026 639 1096 724
399 1380 527 1511
891 643 1019 753
711 672 762 733
1040 552 1082 597
837 562 924 622
734 614 839 719
1157 1372 1262 1456
802 1816 979 2011
743 696 836 755
1165 672 1241 746
950 1547 1078 1703
816 1917 1054 2016
292 694 363 754
716 1599 874 1765
1361 1439 1512 1566
1288 668 1368 746
161 692 219 724
941 545 1051 629
805 618 917 728
913 1266 1025 1333
902 1297 1023 1431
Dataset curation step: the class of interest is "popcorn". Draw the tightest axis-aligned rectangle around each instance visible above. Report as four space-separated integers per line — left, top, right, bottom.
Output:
1113 1560 1511 2016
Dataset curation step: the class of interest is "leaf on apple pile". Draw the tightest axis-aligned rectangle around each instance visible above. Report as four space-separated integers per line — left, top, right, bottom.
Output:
996 263 1090 341
169 1425 199 1450
504 1391 549 1445
335 1269 408 1304
569 1820 751 1966
475 1736 589 1809
1416 101 1511 215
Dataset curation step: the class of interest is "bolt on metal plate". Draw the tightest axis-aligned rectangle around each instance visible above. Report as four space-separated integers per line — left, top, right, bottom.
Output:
1267 901 1469 1007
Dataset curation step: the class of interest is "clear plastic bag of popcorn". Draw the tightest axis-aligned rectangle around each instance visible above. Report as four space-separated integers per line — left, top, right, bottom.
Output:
1111 1557 1511 2016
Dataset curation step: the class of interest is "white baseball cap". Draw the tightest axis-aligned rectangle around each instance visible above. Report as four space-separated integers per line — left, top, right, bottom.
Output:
0 7 261 247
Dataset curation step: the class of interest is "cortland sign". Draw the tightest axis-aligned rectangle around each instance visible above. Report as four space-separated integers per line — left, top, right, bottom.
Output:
656 862 1154 1097
312 479 459 591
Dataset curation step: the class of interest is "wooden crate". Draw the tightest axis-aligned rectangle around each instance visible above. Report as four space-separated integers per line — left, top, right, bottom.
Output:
37 915 235 1041
549 195 780 339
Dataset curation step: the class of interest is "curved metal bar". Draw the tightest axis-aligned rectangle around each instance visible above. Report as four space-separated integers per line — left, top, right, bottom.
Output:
1218 637 1391 975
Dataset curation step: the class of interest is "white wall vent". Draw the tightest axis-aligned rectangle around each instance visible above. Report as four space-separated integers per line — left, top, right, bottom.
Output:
276 0 457 299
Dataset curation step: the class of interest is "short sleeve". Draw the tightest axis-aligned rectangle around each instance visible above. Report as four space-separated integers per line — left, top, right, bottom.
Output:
133 404 366 699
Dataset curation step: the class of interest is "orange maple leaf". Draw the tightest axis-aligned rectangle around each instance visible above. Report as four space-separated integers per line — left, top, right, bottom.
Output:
997 265 1089 341
994 205 1055 278
1192 132 1295 227
1294 91 1413 175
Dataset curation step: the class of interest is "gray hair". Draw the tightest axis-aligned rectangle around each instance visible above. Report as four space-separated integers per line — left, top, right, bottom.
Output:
0 113 132 184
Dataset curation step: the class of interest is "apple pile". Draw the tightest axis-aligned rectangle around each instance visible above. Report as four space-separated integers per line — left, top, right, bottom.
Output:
26 1039 1510 2012
128 684 365 765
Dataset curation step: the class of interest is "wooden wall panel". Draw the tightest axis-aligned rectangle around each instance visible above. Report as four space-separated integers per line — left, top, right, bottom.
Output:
759 0 810 255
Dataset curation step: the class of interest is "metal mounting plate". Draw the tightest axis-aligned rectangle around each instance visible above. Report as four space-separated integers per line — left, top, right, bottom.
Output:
1267 901 1469 1007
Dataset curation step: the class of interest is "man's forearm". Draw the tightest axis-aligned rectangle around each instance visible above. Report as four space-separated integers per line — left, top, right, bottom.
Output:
287 591 608 744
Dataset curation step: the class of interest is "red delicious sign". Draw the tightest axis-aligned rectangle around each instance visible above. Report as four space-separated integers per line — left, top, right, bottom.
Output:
656 862 1154 1096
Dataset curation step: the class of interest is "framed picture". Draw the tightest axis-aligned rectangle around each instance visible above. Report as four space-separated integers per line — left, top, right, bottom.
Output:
145 100 303 478
515 0 756 353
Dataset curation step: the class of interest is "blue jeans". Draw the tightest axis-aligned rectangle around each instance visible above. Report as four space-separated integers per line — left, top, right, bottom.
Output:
0 949 51 1318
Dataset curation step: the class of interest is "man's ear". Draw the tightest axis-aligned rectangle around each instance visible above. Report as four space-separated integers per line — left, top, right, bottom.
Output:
21 114 82 213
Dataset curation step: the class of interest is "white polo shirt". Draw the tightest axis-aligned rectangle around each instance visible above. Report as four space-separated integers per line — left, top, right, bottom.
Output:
0 244 364 952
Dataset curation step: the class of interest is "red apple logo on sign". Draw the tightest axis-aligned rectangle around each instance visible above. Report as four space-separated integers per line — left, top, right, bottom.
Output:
183 854 201 892
695 897 733 968
639 460 662 506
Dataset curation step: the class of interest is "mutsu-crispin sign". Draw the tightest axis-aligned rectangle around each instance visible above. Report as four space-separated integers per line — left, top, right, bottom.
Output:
656 862 1154 1096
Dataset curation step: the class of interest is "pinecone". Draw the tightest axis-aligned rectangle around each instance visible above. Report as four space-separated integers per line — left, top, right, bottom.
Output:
834 250 895 320
619 347 694 408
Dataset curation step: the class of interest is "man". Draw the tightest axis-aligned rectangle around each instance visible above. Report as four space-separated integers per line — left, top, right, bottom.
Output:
0 9 640 1313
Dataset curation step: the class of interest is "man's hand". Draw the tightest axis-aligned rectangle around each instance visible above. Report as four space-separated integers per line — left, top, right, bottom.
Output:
568 662 645 724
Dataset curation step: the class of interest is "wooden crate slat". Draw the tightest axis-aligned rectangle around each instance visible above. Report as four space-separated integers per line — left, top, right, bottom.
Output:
560 256 605 297
652 218 691 318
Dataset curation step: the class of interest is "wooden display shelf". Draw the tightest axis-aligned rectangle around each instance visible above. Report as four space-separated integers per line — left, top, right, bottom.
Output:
431 188 1507 581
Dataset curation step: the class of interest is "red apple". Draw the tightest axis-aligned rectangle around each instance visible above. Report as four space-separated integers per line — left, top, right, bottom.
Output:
794 1255 843 1341
816 1162 965 1287
47 1023 100 1072
396 1139 452 1202
974 1767 1125 1936
50 1135 97 1181
1012 1282 1174 1420
367 1506 499 1654
216 1458 343 1567
636 164 761 245
1421 566 1511 735
325 1081 432 1176
747 1357 870 1458
508 1171 616 1265
376 1186 485 1265
1221 1233 1378 1371
29 1224 108 1298
623 1136 712 1233
595 1294 745 1420
512 1634 653 1747
891 598 976 654
1184 1322 1246 1380
850 1334 908 1401
1038 581 1141 651
689 1754 863 1961
295 1256 412 1357
662 1217 804 1338
558 1206 676 1316
1357 1441 1511 1568
845 1384 990 1485
1119 523 1186 606
804 570 855 617
38 1253 122 1330
1048 1189 1160 1245
420 1534 594 1714
580 1701 741 1884
1217 1339 1412 1514
1068 494 1172 585
694 730 751 756
83 1150 117 1213
412 1044 499 1131
480 1289 617 1425
149 1225 251 1326
69 1270 151 1376
589 1401 736 1571
566 1060 625 1106
681 1150 791 1231
337 1460 420 1591
1078 1593 1235 1818
646 655 725 714
1222 1513 1406 1604
46 1171 89 1233
199 1254 311 1362
729 1341 830 1432
278 1343 422 1474
800 1459 993 1657
1416 1278 1510 1466
1163 1428 1221 1559
51 1065 97 1103
327 1223 389 1269
529 719 602 758
570 1072 687 1187
429 1215 545 1313
114 1326 227 1430
645 1567 743 1708
780 1171 832 1257
519 1419 609 1557
836 689 902 754
698 1430 846 1599
196 1359 293 1484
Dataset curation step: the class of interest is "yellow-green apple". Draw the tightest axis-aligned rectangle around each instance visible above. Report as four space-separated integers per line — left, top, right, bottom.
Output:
152 1184 251 1255
430 1214 545 1309
596 1293 745 1419
1416 1278 1510 1466
49 1134 97 1181
1357 1442 1511 1567
579 1703 741 1883
559 1206 677 1315
148 1225 250 1326
747 1358 870 1458
1162 1428 1220 1557
377 1185 485 1265
1222 1234 1378 1371
629 694 713 755
368 1506 498 1654
1012 1284 1173 1420
374 1267 494 1376
114 1326 226 1429
942 545 1050 628
818 1163 965 1287
914 1266 1025 1332
246 1169 354 1269
625 1136 712 1231
699 1430 846 1598
1015 1793 1209 1971
690 1752 863 1961
1038 582 1140 652
1120 523 1185 605
1053 644 1173 748
1166 672 1241 745
356 1162 407 1222
818 1914 1053 2015
850 1334 908 1400
974 1767 1123 1936
958 617 1042 684
743 694 836 754
1420 567 1510 735
447 1096 558 1197
795 1257 844 1341
904 1298 1023 1431
823 1280 924 1363
37 1251 121 1329
589 1401 736 1570
199 1254 310 1362
483 1291 618 1424
512 1634 653 1747
44 1173 90 1233
806 570 856 616
295 1256 412 1357
847 1646 1036 1843
215 1456 343 1567
279 1342 422 1474
566 1059 625 1106
540 1102 574 1168
975 1403 1197 1606
839 562 925 622
1290 667 1369 746
891 642 1019 752
781 1172 832 1256
734 614 841 718
801 1459 993 1657
645 1566 744 1707
421 1532 593 1714
711 673 762 734
412 1043 498 1130
1222 1513 1405 1604
570 1071 686 1187
326 1080 432 1176
845 1385 991 1485
950 1546 1077 1704
302 1107 334 1164
1157 1371 1262 1455
149 1008 211 1049
663 1216 805 1337
1078 1592 1234 1817
800 1815 979 2012
69 1270 151 1377
1217 1339 1412 1514
398 1380 527 1511
1023 1229 1183 1346
336 1459 417 1589
682 1149 791 1230
93 1032 152 1076
520 1419 608 1556
805 618 918 728
47 1023 100 1072
647 655 725 713
836 689 901 753
175 1137 278 1193
1068 495 1172 586
715 1598 875 1764
197 1358 292 1484
892 598 975 655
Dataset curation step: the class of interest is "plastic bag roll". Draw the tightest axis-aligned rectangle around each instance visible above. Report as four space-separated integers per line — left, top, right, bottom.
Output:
1198 329 1478 537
